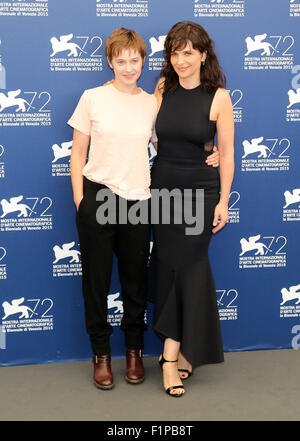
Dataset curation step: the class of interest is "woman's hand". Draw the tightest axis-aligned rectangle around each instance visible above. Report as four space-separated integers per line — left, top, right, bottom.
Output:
212 202 228 234
74 195 83 212
206 146 219 167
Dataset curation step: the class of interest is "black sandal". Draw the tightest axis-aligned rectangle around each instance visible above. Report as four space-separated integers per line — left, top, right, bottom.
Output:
158 354 185 397
178 369 193 380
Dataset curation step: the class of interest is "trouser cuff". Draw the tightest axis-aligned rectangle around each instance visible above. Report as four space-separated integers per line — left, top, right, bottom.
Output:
91 342 111 356
125 335 144 350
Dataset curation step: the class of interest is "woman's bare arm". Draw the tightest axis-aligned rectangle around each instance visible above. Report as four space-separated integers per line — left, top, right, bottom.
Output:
150 78 165 152
154 77 164 112
212 88 235 233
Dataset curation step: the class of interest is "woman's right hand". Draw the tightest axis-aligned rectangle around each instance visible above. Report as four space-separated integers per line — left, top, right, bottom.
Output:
74 195 83 212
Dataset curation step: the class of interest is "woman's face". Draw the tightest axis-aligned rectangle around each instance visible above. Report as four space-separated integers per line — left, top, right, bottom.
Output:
108 49 144 89
170 40 206 83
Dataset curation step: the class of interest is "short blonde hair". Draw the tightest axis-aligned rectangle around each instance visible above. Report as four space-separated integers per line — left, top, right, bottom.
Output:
105 27 146 62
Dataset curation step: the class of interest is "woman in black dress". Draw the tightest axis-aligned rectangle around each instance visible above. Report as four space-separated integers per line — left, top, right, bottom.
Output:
149 21 235 397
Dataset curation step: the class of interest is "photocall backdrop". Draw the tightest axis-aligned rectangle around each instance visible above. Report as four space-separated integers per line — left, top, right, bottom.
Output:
0 0 299 366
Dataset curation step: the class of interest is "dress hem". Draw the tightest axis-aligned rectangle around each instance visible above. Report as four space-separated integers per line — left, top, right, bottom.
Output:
154 326 224 369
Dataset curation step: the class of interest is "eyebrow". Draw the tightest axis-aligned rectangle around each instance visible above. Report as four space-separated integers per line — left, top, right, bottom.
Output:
115 57 140 61
171 49 192 54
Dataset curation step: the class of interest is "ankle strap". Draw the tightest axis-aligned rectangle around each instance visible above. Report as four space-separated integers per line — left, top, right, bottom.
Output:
161 354 178 363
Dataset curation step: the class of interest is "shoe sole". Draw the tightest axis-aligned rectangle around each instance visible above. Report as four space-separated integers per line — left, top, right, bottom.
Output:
93 380 114 390
125 376 144 385
178 369 193 381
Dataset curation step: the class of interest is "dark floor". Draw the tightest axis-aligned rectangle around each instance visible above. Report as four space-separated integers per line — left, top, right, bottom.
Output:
1 348 299 421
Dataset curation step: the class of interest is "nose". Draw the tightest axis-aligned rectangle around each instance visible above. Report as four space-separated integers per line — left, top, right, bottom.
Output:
124 62 133 72
177 54 185 65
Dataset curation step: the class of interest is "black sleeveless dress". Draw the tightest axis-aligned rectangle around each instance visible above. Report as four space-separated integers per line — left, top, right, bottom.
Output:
149 84 224 368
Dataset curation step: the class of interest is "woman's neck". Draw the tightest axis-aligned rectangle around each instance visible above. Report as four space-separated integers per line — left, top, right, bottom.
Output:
179 77 201 90
113 79 141 95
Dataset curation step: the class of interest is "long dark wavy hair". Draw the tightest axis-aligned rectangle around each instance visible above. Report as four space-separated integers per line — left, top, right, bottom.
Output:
160 21 226 95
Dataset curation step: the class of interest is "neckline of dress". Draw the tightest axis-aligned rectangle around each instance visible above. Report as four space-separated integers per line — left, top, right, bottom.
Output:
178 83 202 92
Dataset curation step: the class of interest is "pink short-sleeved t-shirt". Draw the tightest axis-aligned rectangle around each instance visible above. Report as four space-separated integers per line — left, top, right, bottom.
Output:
67 84 157 200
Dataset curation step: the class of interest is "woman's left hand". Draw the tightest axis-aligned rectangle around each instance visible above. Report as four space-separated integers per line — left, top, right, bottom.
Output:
212 202 228 234
206 146 219 167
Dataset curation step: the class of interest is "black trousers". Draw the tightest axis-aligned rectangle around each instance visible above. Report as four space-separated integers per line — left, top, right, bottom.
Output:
76 177 150 356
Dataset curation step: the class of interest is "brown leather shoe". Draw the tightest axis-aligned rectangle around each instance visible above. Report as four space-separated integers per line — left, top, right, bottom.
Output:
93 354 114 390
125 349 144 384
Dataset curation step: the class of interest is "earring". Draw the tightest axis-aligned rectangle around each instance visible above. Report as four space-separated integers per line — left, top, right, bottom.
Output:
201 60 205 67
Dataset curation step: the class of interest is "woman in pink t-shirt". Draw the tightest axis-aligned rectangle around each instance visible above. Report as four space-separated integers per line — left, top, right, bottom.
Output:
68 28 157 390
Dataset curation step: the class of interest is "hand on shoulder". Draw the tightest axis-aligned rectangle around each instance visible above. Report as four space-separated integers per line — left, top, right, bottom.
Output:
155 77 165 94
154 77 165 110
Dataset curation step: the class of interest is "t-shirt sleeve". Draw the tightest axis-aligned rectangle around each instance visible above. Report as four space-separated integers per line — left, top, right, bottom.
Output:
67 90 91 136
